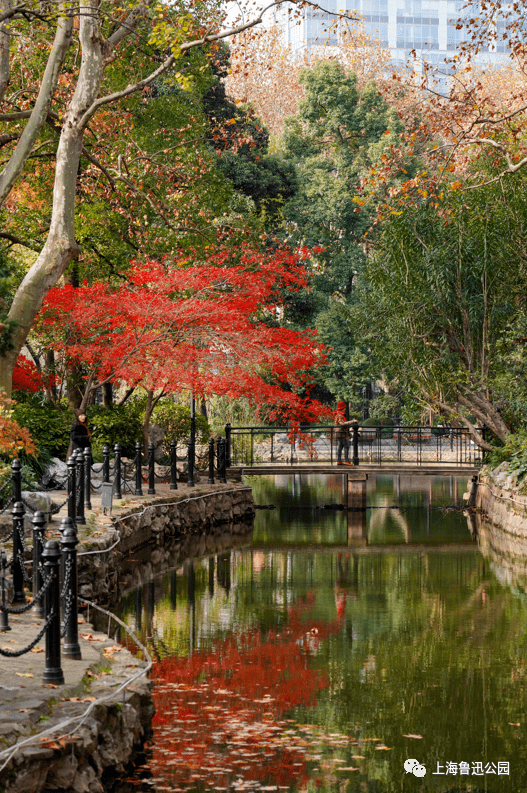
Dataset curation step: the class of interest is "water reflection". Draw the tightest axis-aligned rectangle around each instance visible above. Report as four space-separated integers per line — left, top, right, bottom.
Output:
116 474 527 793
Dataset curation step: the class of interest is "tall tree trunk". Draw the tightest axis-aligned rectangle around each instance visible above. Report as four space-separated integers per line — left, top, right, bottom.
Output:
1 2 103 397
102 382 113 406
43 350 58 404
143 390 155 457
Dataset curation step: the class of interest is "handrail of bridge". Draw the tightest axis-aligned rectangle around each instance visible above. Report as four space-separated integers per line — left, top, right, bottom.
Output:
226 423 485 468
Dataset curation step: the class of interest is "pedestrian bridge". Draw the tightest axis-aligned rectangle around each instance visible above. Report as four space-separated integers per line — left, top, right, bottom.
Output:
226 423 484 471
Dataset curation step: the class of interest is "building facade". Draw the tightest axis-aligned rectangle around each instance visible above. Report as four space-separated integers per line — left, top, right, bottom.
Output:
275 0 505 73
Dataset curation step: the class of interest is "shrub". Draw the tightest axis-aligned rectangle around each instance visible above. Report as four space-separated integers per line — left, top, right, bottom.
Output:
87 403 143 460
362 415 394 427
152 402 210 455
11 396 70 458
487 430 527 479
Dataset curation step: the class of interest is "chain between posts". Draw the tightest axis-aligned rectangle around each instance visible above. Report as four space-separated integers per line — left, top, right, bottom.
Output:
1 567 53 616
0 612 53 657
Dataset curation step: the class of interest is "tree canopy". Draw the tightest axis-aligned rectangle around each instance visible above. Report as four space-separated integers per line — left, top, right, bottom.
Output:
351 170 527 446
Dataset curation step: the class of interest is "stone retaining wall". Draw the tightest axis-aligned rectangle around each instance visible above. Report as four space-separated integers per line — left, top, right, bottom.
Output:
76 484 254 602
1 645 154 793
475 464 527 538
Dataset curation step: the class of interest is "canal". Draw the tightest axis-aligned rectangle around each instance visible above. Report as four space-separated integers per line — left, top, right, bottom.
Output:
115 473 527 792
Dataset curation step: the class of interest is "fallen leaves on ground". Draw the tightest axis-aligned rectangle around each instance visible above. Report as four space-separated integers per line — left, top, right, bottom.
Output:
15 672 34 678
40 735 79 750
102 644 124 657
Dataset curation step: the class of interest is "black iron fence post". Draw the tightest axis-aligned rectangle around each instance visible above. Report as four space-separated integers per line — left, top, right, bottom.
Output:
225 423 231 468
188 438 195 487
11 501 26 604
148 442 156 495
60 517 81 660
217 438 227 483
32 510 47 619
208 438 215 484
170 440 178 490
75 450 86 525
134 441 143 496
114 443 122 499
11 458 21 503
102 445 111 483
84 447 92 510
67 455 76 524
42 540 64 685
352 423 360 467
0 550 9 631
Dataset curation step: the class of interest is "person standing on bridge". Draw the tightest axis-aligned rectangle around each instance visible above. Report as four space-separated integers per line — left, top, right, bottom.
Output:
334 401 354 466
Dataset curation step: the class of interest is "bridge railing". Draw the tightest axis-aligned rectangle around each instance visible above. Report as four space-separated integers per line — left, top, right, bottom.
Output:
227 424 485 468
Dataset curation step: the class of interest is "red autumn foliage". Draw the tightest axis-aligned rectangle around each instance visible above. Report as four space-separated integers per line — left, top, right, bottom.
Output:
36 249 331 423
12 358 43 393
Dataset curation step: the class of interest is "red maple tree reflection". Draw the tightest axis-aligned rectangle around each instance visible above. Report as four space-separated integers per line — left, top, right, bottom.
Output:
147 593 345 790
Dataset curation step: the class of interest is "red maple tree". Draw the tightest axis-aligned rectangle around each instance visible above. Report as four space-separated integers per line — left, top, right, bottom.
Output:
35 247 330 425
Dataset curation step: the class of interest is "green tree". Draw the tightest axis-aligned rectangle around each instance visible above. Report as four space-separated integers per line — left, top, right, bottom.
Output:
202 43 297 228
352 178 527 448
0 0 307 397
277 60 409 404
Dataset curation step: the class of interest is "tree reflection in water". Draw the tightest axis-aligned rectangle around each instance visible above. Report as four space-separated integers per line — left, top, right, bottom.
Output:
115 474 527 793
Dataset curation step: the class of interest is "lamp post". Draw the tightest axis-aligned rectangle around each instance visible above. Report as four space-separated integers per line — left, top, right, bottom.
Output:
188 392 196 487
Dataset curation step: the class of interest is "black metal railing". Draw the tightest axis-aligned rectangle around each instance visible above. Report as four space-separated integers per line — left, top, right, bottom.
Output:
0 500 81 685
226 424 484 467
4 436 230 523
0 428 233 682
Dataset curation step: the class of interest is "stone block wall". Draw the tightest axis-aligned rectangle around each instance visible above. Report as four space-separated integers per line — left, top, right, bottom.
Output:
77 484 254 602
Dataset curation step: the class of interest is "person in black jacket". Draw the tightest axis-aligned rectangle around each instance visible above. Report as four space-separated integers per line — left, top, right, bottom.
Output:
70 410 91 454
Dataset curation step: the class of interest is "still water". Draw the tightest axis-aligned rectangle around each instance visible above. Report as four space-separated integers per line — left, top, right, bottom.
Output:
116 474 527 793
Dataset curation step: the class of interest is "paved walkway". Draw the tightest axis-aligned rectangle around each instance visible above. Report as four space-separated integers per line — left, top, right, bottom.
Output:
0 608 149 755
0 475 203 756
